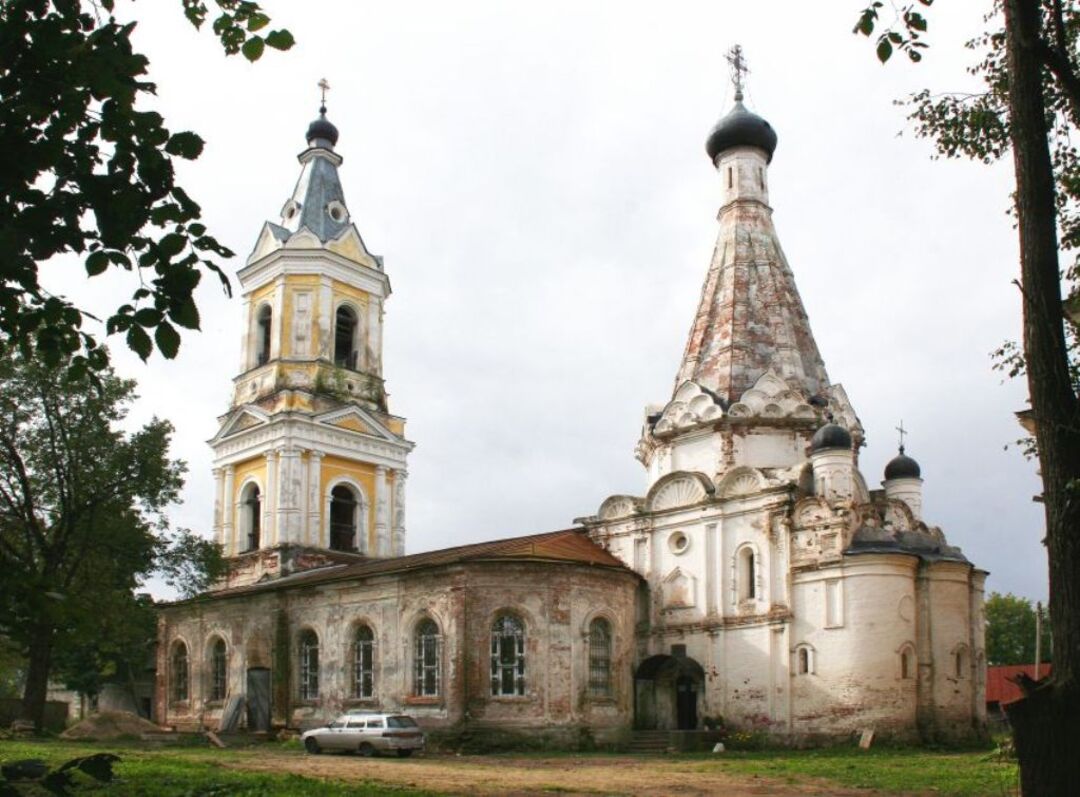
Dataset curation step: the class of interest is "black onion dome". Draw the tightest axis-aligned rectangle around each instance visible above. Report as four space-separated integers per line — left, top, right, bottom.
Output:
885 449 921 480
706 100 778 163
810 422 852 453
306 107 339 147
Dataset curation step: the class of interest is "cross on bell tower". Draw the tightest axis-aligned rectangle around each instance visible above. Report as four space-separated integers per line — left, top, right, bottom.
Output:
725 44 749 102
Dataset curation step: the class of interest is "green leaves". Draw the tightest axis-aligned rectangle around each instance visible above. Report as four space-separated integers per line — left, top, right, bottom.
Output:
154 321 181 359
126 325 152 361
0 1 292 372
265 29 295 51
853 1 932 64
241 35 265 62
165 131 204 159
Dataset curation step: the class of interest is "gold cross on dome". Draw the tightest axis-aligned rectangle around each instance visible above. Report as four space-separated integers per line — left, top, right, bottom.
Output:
725 44 749 100
318 78 331 107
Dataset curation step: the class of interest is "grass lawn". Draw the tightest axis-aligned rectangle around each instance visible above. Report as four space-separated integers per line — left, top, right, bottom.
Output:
703 745 1019 796
0 738 1018 796
0 738 444 796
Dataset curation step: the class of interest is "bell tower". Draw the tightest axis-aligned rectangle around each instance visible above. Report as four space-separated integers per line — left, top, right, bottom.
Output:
209 96 413 578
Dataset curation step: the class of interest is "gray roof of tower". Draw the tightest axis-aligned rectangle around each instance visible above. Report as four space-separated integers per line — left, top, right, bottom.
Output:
287 153 350 243
845 526 970 564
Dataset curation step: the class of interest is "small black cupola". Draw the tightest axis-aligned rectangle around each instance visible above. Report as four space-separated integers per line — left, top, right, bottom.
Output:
810 422 852 453
885 447 921 480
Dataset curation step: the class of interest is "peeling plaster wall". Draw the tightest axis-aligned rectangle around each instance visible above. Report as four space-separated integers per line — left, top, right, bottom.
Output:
158 561 636 739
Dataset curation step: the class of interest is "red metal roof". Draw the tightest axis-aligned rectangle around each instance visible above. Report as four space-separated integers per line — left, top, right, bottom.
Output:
985 664 1052 705
171 528 634 604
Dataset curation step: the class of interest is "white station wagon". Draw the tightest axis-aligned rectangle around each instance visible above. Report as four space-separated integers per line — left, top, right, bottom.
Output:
301 712 425 757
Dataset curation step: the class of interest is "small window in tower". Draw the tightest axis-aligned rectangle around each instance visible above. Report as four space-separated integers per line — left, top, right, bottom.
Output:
758 168 764 189
738 546 756 601
256 305 272 366
727 167 733 189
795 644 814 675
900 647 913 680
330 484 358 551
243 484 261 551
334 306 358 370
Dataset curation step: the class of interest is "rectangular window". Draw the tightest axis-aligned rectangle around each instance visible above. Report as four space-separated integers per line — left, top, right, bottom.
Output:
825 579 843 628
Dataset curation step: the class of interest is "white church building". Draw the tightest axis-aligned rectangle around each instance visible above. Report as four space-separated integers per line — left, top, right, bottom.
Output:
157 68 987 745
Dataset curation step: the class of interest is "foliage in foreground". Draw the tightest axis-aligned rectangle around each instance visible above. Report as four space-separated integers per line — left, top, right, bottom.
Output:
0 740 438 797
0 352 224 728
1 1 293 374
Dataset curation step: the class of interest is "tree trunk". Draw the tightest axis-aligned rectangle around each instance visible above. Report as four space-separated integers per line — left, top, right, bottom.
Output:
1001 1 1080 794
20 625 54 731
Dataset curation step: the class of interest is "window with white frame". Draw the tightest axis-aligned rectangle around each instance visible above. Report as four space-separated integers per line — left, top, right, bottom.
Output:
588 618 612 697
209 638 227 701
298 630 319 700
353 624 375 699
491 614 525 696
414 619 440 697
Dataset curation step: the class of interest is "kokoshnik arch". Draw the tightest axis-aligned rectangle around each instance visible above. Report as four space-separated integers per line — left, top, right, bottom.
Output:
158 65 987 744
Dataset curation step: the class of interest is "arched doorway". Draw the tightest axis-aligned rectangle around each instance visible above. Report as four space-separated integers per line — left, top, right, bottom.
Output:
634 654 705 730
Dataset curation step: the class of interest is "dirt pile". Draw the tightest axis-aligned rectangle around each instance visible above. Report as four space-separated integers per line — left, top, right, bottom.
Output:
60 711 165 740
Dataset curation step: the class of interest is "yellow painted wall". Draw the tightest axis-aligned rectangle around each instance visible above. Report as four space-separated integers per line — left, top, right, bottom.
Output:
320 455 377 550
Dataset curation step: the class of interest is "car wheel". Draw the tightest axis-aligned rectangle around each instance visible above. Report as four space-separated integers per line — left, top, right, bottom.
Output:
304 737 320 755
358 743 376 758
396 749 413 758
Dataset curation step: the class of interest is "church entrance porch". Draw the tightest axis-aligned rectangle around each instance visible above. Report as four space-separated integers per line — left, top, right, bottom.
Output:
634 654 704 730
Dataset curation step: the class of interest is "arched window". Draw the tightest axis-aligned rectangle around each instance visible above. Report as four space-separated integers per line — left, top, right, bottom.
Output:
329 485 358 551
242 483 261 551
491 614 525 696
256 304 272 366
171 642 189 703
414 619 440 697
299 630 319 700
209 638 228 701
334 306 359 369
588 618 612 697
901 647 914 680
738 546 756 601
795 644 814 675
353 625 375 699
954 645 968 680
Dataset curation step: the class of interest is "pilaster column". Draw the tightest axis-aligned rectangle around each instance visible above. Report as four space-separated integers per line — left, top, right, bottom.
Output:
264 450 278 546
391 470 407 556
238 298 251 372
307 452 323 546
271 280 285 359
367 297 382 376
211 467 224 547
276 447 303 545
222 466 235 555
375 465 390 556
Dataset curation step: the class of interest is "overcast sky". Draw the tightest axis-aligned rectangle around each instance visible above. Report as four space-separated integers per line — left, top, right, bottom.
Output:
44 1 1047 602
